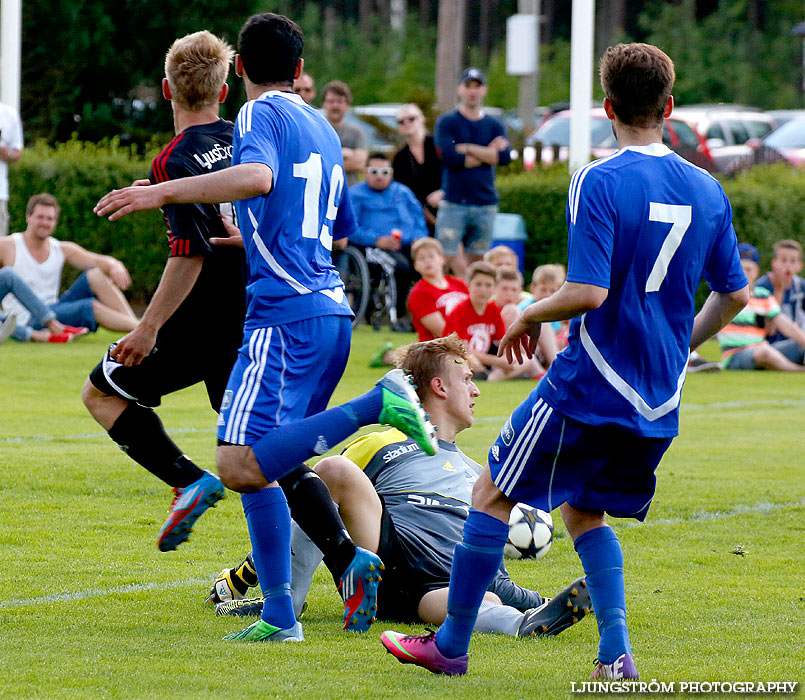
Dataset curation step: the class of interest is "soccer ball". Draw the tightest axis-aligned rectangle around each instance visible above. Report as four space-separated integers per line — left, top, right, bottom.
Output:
504 504 554 560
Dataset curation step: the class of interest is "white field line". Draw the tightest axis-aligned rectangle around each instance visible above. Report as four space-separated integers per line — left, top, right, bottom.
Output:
3 398 804 445
2 499 801 611
615 498 804 530
0 427 204 444
0 576 213 610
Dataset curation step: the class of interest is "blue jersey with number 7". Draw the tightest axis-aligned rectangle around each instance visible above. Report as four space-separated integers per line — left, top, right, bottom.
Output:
537 143 747 437
232 90 356 330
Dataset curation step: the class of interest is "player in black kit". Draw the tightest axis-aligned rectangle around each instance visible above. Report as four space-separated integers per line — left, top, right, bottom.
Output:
82 30 244 552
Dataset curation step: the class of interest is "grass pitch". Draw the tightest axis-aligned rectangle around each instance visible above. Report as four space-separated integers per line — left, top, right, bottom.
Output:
0 328 802 699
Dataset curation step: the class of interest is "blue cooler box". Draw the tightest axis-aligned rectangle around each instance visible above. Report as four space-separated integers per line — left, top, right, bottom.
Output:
491 213 528 274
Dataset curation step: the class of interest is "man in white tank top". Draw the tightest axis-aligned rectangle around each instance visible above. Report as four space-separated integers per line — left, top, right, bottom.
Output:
0 193 139 334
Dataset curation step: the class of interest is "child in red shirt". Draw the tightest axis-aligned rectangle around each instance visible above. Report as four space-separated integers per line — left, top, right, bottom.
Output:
444 262 506 377
407 238 468 341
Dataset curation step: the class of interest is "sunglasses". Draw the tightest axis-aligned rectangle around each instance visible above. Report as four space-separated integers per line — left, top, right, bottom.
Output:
367 167 393 176
397 115 418 125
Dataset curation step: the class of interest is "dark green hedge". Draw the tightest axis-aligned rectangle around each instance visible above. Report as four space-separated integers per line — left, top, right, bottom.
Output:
8 139 166 302
9 141 805 306
498 162 805 281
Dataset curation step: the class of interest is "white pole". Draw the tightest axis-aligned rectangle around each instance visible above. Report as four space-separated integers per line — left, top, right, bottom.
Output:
0 0 22 112
569 0 594 174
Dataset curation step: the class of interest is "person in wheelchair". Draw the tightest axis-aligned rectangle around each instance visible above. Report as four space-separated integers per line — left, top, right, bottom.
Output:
349 153 428 329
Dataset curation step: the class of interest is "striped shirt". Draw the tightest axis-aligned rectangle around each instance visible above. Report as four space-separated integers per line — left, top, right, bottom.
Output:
717 286 780 358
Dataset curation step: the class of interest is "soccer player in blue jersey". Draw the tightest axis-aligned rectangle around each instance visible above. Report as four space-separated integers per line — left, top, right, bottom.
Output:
380 43 750 678
95 13 436 643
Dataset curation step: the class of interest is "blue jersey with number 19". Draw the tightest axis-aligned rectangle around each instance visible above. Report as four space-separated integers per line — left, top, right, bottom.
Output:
538 143 747 437
233 90 356 330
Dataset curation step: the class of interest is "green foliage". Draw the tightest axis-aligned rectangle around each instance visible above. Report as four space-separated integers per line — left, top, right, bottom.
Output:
22 0 258 144
497 168 571 275
721 164 805 270
294 7 437 108
8 139 169 302
639 1 803 108
497 162 805 285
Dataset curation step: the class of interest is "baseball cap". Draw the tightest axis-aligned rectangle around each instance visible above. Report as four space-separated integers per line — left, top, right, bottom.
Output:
737 242 759 265
459 68 485 85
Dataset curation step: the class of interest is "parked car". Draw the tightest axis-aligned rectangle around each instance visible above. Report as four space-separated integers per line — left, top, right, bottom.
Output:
766 110 805 128
352 103 405 133
756 118 805 167
671 106 777 172
339 108 400 154
524 108 715 171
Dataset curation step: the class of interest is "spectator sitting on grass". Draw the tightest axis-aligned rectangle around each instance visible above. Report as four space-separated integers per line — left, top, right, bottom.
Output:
483 244 519 273
407 238 468 342
518 263 567 351
717 242 805 372
756 239 805 347
444 261 539 381
0 267 87 343
0 193 139 336
489 265 546 381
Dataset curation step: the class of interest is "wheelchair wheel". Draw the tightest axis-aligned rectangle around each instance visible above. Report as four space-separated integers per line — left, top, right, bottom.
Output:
369 268 398 330
335 245 370 327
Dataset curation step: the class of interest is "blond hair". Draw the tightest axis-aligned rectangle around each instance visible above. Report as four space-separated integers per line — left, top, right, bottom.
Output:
165 31 234 111
396 103 425 121
412 237 444 261
483 244 517 266
531 263 566 287
394 334 471 402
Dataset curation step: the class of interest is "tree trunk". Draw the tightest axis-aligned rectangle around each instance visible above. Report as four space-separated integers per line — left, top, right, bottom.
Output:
420 0 432 25
479 0 496 59
435 0 466 113
359 0 375 35
324 5 338 57
377 0 391 26
595 0 625 59
541 0 555 46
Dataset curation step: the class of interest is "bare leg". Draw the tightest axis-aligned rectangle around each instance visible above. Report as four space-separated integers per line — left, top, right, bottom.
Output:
86 267 138 329
91 300 139 332
81 379 128 430
314 455 383 552
418 588 501 625
752 343 805 372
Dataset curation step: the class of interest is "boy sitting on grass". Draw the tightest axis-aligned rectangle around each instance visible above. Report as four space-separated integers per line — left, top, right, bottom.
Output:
445 261 536 381
407 238 468 342
717 243 805 371
756 239 805 348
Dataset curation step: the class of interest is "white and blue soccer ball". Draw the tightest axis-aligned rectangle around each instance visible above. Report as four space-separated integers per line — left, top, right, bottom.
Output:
504 504 554 560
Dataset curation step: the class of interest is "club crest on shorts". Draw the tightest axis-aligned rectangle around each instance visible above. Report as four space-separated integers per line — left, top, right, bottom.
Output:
221 390 233 411
500 418 515 446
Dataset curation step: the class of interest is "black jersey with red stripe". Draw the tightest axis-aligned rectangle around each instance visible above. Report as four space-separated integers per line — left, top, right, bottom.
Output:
149 119 246 342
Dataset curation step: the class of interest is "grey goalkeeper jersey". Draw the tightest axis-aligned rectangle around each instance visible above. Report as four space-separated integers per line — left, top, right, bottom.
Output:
342 429 542 611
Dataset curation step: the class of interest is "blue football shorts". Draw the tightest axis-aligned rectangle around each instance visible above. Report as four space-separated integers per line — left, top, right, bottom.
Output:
488 390 673 521
217 315 352 446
